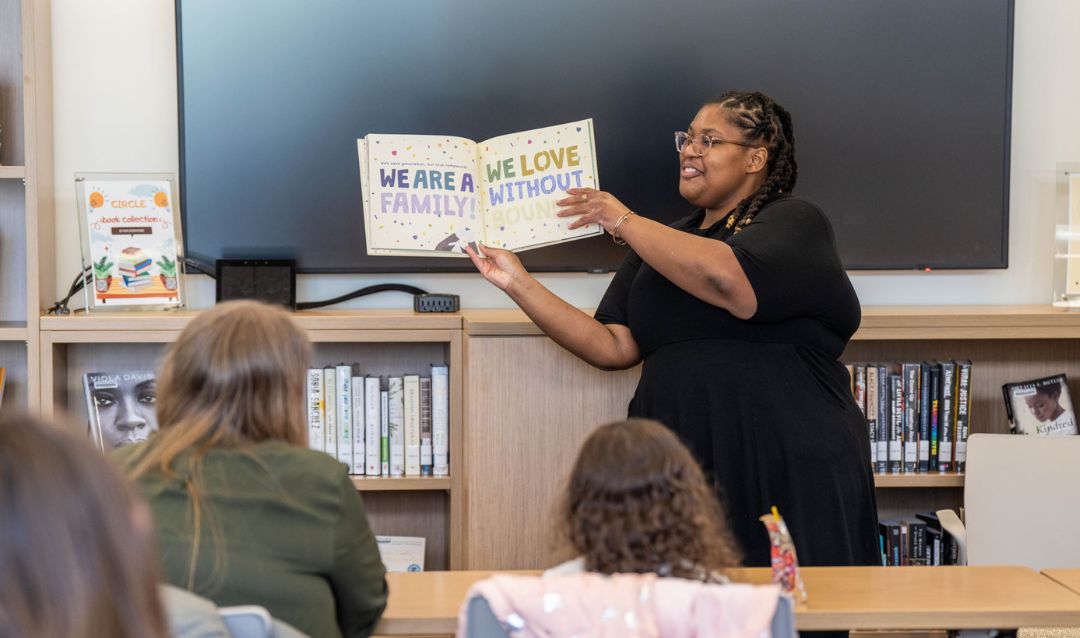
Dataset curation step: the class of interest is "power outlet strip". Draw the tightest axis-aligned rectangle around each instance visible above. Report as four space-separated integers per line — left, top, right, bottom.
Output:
414 294 460 313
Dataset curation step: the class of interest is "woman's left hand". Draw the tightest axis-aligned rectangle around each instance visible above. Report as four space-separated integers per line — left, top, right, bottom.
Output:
556 188 633 233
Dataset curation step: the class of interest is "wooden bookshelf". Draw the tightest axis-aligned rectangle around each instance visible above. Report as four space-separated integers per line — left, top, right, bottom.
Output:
874 473 965 488
458 308 1080 568
38 321 465 569
0 321 27 341
1 0 54 412
351 476 452 492
39 309 462 332
463 306 1080 339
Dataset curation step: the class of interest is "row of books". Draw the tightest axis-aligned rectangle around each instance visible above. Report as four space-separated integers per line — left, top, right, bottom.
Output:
306 365 449 478
847 361 973 474
879 512 960 566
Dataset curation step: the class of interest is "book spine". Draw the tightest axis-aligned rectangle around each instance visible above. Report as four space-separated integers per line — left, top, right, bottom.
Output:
955 361 973 472
888 373 903 473
335 365 354 473
876 365 889 474
864 364 881 474
388 377 405 477
323 367 338 459
419 376 433 477
1002 381 1017 432
364 377 381 476
900 522 909 566
432 365 450 477
351 375 366 476
926 527 942 566
928 365 941 472
889 523 902 566
403 375 421 476
938 362 957 472
902 363 919 473
366 376 382 476
854 364 872 468
908 521 927 566
380 389 389 476
306 368 324 453
918 363 931 472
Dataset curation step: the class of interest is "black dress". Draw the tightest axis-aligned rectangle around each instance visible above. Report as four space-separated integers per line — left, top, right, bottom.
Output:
594 194 880 567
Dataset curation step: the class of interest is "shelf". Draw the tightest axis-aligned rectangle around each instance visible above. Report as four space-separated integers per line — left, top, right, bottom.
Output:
874 472 964 488
0 321 28 341
41 309 462 333
463 306 1080 339
350 476 451 491
0 166 26 179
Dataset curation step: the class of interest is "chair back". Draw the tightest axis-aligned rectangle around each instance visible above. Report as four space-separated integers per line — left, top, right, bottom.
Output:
219 606 273 638
461 574 795 638
965 433 1080 569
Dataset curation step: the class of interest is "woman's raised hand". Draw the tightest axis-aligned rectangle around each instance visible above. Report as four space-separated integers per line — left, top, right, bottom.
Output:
557 188 633 233
466 244 529 293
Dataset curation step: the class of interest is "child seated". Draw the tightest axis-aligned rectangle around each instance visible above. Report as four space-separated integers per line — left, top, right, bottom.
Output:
548 418 741 581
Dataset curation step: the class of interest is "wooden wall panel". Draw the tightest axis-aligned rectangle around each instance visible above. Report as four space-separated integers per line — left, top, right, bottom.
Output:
463 335 639 569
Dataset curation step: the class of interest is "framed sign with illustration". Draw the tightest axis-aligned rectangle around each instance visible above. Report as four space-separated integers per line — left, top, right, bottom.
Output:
75 173 185 311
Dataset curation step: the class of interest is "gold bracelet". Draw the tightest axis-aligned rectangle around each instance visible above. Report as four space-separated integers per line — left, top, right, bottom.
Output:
612 211 636 246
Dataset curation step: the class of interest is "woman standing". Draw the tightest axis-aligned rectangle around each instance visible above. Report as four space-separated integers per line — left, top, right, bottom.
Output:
469 91 879 567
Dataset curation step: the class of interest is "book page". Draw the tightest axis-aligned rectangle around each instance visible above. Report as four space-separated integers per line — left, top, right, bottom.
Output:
479 119 601 252
359 135 482 256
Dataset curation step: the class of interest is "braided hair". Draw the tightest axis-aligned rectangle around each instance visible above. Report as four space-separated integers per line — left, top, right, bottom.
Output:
709 91 798 232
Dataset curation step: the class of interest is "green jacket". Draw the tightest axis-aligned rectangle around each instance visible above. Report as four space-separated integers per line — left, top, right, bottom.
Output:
118 441 388 638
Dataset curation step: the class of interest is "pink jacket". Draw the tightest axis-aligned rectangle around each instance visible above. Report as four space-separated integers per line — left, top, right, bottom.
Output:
458 573 782 638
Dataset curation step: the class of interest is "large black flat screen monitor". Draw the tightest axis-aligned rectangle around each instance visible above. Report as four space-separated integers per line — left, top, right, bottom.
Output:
177 0 1013 272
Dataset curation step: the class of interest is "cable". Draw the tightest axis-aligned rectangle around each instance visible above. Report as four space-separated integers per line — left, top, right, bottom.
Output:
49 263 430 313
181 256 216 278
295 283 427 311
47 266 93 315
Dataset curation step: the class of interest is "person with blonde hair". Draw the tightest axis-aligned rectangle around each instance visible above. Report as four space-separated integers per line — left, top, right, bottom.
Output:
0 412 167 638
120 300 387 638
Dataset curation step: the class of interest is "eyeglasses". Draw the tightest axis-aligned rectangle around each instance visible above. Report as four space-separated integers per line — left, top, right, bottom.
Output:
674 131 756 156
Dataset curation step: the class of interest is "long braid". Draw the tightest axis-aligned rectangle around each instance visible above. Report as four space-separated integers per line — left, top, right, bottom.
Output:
708 91 798 232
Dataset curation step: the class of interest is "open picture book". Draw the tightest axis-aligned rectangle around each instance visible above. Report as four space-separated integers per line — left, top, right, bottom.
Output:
357 119 601 256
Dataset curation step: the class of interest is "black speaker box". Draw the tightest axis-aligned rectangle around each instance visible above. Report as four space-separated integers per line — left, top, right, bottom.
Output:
215 259 296 309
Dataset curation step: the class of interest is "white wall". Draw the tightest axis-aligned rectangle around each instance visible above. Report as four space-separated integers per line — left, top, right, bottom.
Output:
51 1 1080 310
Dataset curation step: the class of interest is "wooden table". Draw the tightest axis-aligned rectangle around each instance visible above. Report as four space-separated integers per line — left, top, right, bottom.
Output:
375 567 1080 635
1044 569 1080 596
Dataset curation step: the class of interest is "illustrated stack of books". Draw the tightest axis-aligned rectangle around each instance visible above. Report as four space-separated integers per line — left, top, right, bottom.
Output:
119 247 153 289
306 363 449 478
847 361 974 474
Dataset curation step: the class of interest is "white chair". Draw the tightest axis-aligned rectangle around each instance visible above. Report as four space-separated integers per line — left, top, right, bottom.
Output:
936 433 1080 569
461 579 796 638
161 585 309 638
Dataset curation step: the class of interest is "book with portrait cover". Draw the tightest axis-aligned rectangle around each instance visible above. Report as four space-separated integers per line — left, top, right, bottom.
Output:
357 119 601 256
83 370 158 452
1003 373 1079 436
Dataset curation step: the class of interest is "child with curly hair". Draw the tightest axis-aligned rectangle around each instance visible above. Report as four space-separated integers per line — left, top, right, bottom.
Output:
549 418 742 581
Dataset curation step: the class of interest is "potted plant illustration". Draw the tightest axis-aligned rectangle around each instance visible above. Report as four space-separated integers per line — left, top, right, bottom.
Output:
93 255 114 293
159 255 178 291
